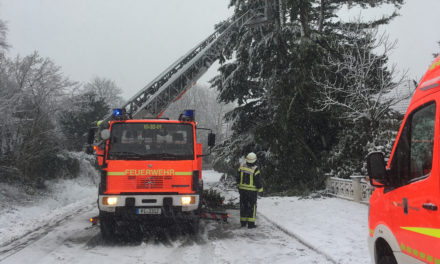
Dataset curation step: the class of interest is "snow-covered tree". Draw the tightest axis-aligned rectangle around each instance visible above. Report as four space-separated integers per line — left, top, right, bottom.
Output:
164 84 234 166
58 91 109 151
0 19 8 52
434 41 440 58
0 52 76 183
211 0 404 192
313 26 408 126
310 24 411 178
83 77 123 109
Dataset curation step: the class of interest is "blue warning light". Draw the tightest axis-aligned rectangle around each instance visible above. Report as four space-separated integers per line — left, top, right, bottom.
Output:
113 108 124 117
179 109 195 121
185 110 194 118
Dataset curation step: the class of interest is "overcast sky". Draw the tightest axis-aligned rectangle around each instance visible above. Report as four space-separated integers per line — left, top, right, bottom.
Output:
1 0 439 99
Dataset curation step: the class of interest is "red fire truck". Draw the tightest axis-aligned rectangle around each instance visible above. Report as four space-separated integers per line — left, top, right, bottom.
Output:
94 109 215 238
367 55 440 264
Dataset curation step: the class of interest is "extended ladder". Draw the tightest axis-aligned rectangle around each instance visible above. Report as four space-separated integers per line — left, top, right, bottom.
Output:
101 2 275 124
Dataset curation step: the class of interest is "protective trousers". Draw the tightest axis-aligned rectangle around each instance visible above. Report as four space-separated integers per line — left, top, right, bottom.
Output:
239 189 257 227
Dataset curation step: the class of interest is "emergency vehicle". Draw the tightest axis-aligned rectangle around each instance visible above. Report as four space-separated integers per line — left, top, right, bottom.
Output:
367 55 440 264
94 109 214 238
88 2 276 239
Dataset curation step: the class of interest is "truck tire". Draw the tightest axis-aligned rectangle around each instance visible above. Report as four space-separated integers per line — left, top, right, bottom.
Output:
100 217 116 240
377 255 397 264
187 217 200 235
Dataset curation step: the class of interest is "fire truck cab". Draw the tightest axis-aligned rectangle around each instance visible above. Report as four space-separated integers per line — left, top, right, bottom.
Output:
95 109 214 238
367 56 440 264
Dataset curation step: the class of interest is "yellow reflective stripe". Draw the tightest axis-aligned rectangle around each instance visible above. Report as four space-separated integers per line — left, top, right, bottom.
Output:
248 205 256 222
239 166 255 173
175 171 193 176
401 227 440 239
258 188 263 193
238 166 258 189
430 59 440 71
107 171 126 176
240 217 248 221
254 171 260 175
238 185 258 191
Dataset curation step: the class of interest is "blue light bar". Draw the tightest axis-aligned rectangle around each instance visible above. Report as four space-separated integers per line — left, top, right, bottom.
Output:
185 110 194 118
113 108 124 117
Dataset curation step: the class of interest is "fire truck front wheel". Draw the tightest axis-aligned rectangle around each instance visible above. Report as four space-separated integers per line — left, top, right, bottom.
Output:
377 256 397 264
100 216 116 240
187 217 200 234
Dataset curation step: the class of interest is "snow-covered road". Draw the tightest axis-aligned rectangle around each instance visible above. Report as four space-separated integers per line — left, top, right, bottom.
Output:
0 170 370 264
0 207 333 264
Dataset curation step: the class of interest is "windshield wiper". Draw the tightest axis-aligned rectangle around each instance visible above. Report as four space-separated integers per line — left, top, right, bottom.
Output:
151 153 179 160
109 151 144 159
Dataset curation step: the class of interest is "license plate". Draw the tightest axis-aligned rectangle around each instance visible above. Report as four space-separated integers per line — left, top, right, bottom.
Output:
136 208 161 215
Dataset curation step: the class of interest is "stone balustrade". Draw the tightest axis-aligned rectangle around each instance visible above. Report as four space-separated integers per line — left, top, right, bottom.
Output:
326 175 374 203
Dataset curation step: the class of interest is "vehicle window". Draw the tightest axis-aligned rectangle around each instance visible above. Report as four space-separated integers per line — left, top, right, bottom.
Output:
108 123 194 160
388 102 436 187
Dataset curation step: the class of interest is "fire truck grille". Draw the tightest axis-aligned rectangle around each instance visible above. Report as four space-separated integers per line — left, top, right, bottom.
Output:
136 176 164 189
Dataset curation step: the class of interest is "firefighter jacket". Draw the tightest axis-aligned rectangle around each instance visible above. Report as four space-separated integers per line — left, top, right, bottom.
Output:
237 163 263 192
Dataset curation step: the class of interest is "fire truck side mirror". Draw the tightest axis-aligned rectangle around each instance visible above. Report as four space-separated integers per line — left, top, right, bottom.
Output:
100 129 110 140
208 133 216 147
366 152 387 187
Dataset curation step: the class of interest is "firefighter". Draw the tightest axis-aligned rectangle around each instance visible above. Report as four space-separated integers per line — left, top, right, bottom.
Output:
237 152 263 228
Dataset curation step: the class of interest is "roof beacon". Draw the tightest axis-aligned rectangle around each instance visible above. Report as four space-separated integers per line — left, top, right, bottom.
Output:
112 108 125 120
179 109 195 122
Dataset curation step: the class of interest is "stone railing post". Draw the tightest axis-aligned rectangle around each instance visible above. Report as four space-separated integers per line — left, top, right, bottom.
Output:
350 175 363 203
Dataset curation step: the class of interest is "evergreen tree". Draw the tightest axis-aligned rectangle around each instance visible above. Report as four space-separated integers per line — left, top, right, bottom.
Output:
211 0 403 193
0 19 8 52
434 41 439 58
59 91 109 151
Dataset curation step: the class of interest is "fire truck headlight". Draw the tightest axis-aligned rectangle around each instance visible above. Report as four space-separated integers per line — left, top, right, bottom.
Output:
103 197 118 206
181 196 195 205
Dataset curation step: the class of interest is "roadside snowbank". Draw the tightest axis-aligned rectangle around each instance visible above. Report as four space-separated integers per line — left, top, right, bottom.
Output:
0 154 98 247
259 196 370 264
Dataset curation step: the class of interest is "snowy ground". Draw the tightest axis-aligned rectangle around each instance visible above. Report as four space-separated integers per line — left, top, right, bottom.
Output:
259 197 370 264
0 169 371 264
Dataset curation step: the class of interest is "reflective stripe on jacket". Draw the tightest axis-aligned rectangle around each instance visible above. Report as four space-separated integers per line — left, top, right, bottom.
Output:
237 164 263 192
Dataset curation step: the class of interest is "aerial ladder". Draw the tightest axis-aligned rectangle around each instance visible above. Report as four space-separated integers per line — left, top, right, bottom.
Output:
99 1 277 125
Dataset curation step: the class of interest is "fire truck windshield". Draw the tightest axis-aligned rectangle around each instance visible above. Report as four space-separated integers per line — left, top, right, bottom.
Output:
108 123 194 160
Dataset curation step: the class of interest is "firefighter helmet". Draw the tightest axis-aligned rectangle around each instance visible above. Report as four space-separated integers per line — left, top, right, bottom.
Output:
246 152 257 164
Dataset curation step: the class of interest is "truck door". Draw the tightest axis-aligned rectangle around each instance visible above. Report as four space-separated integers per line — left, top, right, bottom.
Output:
386 98 440 263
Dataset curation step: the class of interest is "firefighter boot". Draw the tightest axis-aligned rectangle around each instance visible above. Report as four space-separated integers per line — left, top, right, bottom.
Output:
241 221 247 227
248 222 256 229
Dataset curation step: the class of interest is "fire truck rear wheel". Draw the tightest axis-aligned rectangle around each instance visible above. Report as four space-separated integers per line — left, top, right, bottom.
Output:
100 217 116 240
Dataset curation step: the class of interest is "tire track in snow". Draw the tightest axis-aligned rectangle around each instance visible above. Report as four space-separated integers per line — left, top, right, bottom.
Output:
0 202 95 262
259 213 338 264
